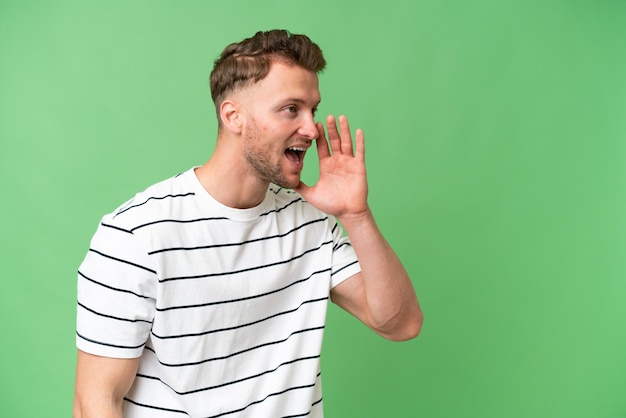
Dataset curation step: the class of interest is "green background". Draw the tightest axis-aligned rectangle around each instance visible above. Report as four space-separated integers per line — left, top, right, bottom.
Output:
1 0 625 416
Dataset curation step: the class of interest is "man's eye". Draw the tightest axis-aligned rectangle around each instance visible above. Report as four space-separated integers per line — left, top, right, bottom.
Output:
286 106 297 114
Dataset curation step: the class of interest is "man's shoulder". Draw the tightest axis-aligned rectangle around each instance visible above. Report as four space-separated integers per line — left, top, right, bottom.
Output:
102 169 197 229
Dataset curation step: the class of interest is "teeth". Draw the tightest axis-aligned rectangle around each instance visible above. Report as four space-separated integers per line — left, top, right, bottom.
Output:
288 147 305 152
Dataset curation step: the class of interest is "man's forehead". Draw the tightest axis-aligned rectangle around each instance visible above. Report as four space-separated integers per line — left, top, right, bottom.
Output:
252 63 321 102
266 61 318 82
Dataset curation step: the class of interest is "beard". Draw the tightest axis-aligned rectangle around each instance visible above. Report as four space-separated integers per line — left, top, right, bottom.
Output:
243 119 300 189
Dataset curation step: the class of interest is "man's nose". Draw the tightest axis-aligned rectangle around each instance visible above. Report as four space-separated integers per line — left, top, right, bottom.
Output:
298 115 318 140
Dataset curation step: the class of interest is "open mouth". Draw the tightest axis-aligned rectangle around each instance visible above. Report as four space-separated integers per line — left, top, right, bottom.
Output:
285 147 306 165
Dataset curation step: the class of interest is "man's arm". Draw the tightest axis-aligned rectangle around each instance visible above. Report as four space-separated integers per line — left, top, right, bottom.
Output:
295 115 423 341
73 350 140 418
330 210 422 341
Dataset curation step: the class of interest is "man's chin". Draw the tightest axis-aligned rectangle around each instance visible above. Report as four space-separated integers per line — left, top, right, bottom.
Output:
275 179 300 190
273 174 302 190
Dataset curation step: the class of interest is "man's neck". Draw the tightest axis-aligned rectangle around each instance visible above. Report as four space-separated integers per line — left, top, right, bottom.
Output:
194 145 269 210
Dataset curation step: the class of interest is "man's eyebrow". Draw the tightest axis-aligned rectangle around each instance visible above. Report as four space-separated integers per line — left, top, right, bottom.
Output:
277 98 321 107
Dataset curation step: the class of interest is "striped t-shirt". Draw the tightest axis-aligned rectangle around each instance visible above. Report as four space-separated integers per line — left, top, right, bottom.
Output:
76 167 361 417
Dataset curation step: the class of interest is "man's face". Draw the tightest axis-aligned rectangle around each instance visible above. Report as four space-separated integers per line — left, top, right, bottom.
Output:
239 61 321 189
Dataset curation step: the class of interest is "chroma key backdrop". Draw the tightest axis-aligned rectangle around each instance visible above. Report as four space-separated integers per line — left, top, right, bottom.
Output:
1 0 625 417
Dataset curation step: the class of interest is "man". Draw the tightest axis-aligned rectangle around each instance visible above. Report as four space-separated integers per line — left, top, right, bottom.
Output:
74 29 422 417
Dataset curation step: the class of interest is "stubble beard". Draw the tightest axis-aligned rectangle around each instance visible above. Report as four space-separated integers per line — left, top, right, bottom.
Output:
243 120 300 189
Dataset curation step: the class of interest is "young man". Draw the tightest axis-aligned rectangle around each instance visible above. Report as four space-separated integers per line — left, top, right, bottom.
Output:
74 29 422 418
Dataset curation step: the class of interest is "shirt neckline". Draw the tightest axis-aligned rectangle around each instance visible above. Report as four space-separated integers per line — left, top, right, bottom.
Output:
184 167 274 222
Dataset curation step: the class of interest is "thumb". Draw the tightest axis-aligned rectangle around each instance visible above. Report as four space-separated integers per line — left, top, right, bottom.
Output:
294 181 312 199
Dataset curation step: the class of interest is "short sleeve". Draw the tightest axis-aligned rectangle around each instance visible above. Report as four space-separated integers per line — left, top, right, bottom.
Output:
76 215 158 358
328 216 361 289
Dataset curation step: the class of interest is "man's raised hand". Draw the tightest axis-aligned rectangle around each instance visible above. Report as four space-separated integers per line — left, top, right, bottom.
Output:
295 115 369 220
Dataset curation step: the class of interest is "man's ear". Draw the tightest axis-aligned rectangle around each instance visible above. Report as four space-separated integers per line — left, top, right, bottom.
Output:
219 99 243 135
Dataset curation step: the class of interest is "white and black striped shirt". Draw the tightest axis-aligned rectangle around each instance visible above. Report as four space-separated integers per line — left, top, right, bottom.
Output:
76 168 361 417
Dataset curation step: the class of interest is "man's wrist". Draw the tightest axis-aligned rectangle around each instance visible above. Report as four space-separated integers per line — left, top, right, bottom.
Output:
337 208 374 231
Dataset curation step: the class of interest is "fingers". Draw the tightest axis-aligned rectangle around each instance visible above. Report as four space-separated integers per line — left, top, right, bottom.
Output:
325 115 342 155
338 115 354 156
355 128 365 162
315 122 331 159
325 115 361 156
